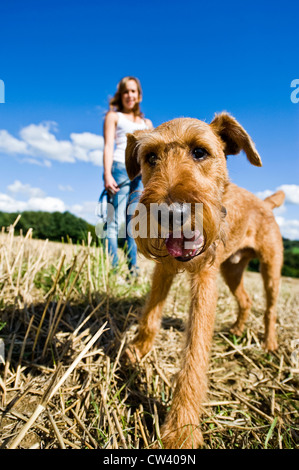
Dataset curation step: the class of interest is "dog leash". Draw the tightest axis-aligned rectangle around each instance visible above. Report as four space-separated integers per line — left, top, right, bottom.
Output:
98 178 131 204
97 178 131 223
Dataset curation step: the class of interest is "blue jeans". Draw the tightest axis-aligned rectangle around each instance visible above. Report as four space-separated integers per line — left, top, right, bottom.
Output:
105 161 143 271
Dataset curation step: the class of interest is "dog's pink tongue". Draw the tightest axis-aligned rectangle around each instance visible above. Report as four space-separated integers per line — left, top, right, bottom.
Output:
165 230 203 258
165 232 184 257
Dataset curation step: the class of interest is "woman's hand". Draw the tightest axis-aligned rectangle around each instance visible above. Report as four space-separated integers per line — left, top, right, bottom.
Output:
104 172 119 195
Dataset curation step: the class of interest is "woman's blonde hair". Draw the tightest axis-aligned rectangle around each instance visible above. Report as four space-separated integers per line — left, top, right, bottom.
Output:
109 76 143 117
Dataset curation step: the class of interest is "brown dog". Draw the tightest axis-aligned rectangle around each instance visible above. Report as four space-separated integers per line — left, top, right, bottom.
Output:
124 113 285 449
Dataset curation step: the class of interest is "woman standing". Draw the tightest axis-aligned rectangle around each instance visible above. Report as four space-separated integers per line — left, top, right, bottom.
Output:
103 76 153 275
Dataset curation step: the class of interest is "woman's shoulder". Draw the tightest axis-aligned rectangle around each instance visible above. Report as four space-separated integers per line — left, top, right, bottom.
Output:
144 118 154 129
105 110 119 123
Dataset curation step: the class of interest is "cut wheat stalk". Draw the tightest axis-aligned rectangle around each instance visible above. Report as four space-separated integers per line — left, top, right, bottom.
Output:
7 322 107 449
218 332 261 370
100 385 117 448
42 255 78 352
231 391 273 423
47 410 66 449
3 246 14 288
10 228 33 279
32 252 66 355
112 409 127 449
42 253 89 357
137 407 149 448
14 315 35 388
26 238 49 292
87 232 94 292
14 243 24 299
23 230 33 303
71 408 98 449
153 402 161 443
2 333 16 407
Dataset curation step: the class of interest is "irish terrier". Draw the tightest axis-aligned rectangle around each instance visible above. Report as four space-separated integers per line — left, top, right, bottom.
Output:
124 113 285 449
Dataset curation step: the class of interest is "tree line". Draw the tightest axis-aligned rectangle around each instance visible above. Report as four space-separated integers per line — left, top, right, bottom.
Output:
0 211 96 245
0 210 298 278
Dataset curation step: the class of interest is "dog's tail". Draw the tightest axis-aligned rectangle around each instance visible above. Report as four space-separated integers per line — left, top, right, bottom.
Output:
264 190 285 209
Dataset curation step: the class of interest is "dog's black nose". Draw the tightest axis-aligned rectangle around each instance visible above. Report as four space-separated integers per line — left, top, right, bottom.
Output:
150 202 192 234
155 203 190 231
168 203 190 229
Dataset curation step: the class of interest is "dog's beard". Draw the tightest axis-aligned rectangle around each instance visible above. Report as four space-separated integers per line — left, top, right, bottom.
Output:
135 233 167 261
131 197 224 263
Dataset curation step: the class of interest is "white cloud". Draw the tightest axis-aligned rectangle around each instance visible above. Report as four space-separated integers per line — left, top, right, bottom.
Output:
19 122 74 163
70 132 104 165
58 184 74 192
1 179 66 214
7 180 45 198
70 201 98 224
26 196 66 212
0 192 66 213
0 193 27 212
0 122 104 166
257 184 299 206
21 157 52 167
70 132 103 150
276 216 299 240
0 130 28 154
277 184 299 205
0 194 97 223
255 189 274 200
0 180 95 221
87 149 102 166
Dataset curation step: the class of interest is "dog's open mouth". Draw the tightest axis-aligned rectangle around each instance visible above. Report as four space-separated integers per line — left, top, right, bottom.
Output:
165 230 204 262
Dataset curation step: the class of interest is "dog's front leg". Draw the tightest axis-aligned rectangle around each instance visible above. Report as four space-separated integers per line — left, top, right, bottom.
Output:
159 267 218 449
126 262 175 363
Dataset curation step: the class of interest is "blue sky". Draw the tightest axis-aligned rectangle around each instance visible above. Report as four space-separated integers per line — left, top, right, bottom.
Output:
0 0 299 239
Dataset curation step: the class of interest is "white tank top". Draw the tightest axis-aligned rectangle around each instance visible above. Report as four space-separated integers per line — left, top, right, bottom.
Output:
113 112 149 164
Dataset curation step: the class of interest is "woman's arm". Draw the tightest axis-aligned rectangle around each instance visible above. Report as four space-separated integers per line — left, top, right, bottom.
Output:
103 111 119 194
145 118 154 129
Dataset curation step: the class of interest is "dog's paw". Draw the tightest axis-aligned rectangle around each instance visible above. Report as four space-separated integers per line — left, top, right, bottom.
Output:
123 344 142 364
263 336 278 352
230 322 244 337
158 424 204 449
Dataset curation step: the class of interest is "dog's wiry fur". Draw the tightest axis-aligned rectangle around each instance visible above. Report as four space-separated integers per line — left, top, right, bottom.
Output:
124 113 284 449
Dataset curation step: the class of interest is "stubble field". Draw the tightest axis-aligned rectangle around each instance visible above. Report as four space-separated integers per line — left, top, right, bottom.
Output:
0 225 298 449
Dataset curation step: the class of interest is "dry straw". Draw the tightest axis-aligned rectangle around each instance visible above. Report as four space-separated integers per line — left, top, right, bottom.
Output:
0 218 298 449
7 322 107 449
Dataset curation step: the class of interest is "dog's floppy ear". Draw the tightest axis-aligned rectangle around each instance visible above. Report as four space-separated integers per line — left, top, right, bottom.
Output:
125 130 148 180
210 112 262 167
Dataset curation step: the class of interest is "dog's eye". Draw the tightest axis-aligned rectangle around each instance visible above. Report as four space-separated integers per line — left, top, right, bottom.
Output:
146 152 158 166
192 147 208 161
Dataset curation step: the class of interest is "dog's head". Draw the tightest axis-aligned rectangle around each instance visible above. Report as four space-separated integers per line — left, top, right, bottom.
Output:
125 113 262 265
